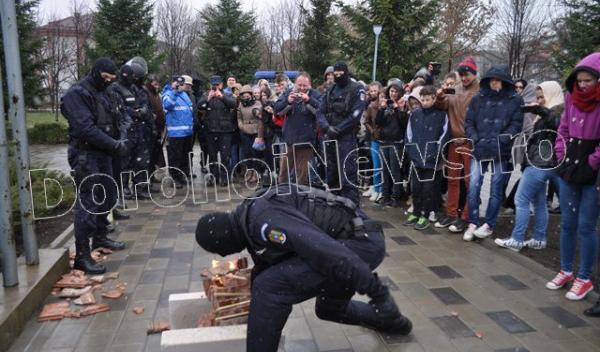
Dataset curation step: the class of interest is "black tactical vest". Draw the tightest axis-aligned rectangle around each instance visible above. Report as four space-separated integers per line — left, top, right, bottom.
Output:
240 184 365 240
72 80 118 141
112 81 137 109
326 81 358 126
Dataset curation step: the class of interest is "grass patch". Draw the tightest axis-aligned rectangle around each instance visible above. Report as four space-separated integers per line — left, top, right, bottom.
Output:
26 111 68 128
5 111 70 144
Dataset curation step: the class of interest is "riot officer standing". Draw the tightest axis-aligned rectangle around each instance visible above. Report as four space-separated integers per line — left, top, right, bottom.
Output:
129 57 156 191
317 62 367 204
195 184 412 352
108 60 152 200
61 58 128 274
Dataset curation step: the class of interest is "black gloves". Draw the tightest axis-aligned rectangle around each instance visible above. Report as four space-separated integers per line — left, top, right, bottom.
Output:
326 126 340 139
113 139 131 157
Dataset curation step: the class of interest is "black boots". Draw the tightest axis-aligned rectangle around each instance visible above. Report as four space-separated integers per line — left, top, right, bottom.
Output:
584 300 600 317
113 209 130 220
73 240 106 274
92 231 126 251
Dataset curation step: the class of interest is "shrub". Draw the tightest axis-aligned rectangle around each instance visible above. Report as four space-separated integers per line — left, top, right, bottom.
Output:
27 123 69 144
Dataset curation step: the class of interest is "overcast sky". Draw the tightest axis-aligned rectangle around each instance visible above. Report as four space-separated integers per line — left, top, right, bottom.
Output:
37 0 279 23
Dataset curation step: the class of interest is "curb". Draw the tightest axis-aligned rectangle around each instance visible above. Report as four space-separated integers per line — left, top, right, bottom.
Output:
0 248 70 352
49 224 73 249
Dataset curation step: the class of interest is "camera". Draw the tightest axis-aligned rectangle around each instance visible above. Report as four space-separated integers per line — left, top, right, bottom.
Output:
428 62 442 76
443 88 456 95
520 105 538 113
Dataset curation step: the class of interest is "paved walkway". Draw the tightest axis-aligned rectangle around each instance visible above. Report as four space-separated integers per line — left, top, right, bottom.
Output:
8 183 599 352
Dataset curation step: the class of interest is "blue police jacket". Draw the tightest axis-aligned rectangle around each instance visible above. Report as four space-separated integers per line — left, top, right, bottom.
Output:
162 84 194 138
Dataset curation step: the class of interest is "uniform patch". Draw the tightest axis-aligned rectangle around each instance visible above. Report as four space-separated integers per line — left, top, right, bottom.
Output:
268 229 287 244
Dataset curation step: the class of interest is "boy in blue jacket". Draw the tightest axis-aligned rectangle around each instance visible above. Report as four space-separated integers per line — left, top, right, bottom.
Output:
404 86 449 230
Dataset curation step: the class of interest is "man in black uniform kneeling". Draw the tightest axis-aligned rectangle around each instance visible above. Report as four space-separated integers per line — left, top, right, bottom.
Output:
195 184 412 352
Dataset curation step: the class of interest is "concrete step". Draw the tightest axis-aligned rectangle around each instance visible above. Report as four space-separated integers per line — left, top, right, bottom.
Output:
0 248 69 352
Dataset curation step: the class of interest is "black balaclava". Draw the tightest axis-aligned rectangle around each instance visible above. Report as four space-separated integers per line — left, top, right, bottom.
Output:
333 61 350 87
119 64 134 87
90 57 117 91
195 212 246 257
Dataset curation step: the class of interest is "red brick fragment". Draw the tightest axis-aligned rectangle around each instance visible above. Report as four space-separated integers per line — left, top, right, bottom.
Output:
80 304 110 316
38 302 70 322
147 321 170 335
101 288 123 299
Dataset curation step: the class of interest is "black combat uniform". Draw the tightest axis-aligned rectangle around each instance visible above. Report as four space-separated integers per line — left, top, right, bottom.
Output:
195 184 412 352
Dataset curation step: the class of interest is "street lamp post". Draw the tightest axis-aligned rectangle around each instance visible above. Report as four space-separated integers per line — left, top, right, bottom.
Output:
372 24 382 82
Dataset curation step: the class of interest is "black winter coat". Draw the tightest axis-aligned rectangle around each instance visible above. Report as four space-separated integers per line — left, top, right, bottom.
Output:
464 65 524 161
198 92 237 133
375 107 408 143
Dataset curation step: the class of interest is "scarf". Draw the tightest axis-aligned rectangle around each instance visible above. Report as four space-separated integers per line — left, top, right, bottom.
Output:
572 83 600 112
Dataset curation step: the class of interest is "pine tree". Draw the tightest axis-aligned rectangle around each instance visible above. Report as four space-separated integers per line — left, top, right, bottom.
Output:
87 0 159 70
0 0 44 108
299 0 337 81
199 0 260 83
553 0 600 78
340 0 441 82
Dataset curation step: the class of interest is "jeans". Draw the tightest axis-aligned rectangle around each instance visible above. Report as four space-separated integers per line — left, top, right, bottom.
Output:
511 166 560 242
370 141 382 193
558 178 600 280
468 159 510 227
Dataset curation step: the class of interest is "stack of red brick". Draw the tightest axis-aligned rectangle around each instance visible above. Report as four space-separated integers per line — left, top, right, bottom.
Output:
197 257 252 327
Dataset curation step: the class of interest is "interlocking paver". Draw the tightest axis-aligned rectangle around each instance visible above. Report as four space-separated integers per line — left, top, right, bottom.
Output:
430 287 469 305
490 275 529 291
430 315 476 339
486 311 536 334
428 265 463 279
7 183 600 352
538 306 589 329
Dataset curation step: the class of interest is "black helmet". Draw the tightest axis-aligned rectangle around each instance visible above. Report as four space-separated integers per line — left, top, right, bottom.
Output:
119 64 134 85
414 67 433 85
195 212 245 257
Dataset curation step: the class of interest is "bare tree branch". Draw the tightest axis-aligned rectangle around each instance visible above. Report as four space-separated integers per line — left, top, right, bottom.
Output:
155 0 203 77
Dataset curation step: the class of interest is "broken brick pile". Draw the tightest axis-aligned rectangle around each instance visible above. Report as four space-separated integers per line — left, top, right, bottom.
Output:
197 257 252 327
38 248 125 322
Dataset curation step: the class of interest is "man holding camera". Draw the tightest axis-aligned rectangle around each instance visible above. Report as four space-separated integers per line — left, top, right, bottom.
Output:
198 75 238 187
274 73 321 185
162 76 194 188
434 57 481 233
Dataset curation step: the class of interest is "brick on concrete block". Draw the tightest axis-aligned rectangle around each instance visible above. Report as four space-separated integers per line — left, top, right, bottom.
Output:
168 292 212 329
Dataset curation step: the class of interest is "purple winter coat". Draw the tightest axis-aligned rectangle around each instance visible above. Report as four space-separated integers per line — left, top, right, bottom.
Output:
555 52 600 184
